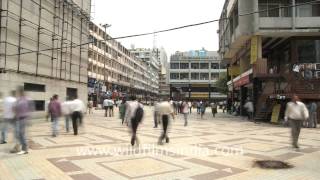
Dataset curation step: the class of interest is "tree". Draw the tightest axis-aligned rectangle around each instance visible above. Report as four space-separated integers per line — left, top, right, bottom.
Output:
215 72 228 94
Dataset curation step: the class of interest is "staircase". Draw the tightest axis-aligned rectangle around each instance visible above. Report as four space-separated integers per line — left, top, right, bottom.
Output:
254 81 275 121
282 72 320 95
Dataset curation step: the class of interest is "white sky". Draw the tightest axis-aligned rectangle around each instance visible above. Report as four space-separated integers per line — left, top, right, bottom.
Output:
92 0 225 56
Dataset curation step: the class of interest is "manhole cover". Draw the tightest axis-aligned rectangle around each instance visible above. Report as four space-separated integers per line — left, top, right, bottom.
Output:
254 160 293 169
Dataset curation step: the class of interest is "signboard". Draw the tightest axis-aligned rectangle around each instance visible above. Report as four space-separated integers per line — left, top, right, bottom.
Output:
101 86 106 92
188 50 207 58
234 75 250 88
250 36 258 64
271 104 281 123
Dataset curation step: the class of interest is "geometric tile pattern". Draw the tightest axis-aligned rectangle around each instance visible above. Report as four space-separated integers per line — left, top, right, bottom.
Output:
1 107 320 179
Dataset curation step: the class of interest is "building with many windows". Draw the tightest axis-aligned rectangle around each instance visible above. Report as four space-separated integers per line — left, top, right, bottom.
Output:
219 0 320 121
169 49 227 100
0 0 90 116
88 22 158 105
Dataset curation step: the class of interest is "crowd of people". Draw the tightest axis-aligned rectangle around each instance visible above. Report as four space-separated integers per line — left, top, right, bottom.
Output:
1 90 318 154
0 87 86 155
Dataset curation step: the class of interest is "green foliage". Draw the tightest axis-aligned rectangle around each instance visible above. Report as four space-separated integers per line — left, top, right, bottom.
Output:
215 72 228 94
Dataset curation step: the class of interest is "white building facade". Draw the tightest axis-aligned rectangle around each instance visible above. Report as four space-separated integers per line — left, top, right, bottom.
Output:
0 0 91 116
169 49 227 100
88 23 159 104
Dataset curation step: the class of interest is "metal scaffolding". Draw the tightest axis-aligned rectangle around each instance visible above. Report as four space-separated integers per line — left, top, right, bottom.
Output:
0 0 90 84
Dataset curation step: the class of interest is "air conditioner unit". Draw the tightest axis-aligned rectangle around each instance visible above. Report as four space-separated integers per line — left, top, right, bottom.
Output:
316 71 320 78
315 63 320 70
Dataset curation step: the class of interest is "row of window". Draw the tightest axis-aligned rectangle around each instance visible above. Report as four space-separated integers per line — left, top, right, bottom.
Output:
170 73 219 80
170 63 222 69
258 0 320 17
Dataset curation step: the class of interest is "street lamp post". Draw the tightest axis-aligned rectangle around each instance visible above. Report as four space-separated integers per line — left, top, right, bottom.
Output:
100 23 111 101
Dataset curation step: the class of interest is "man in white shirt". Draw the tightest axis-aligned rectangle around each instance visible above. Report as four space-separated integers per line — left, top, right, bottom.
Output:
244 100 254 121
181 100 189 126
1 91 17 144
285 95 309 148
125 95 144 146
69 95 85 135
188 101 192 114
103 97 114 117
156 99 175 145
62 99 72 132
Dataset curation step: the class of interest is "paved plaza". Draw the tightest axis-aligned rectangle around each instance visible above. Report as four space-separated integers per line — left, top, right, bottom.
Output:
0 107 320 180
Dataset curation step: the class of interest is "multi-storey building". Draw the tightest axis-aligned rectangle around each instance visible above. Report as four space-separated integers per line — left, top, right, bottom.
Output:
88 22 156 105
219 0 320 121
0 0 90 116
169 49 227 101
130 48 162 100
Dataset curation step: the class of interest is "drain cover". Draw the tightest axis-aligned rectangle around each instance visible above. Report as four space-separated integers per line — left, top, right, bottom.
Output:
254 160 293 169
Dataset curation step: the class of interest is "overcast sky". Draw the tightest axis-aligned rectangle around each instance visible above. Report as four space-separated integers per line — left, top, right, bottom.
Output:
93 0 225 56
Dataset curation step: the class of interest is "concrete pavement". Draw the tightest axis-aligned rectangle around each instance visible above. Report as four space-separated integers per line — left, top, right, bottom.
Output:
0 107 320 180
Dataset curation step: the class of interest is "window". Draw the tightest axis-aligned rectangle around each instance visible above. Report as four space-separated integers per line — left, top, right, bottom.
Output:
259 0 292 17
180 73 189 80
170 63 179 69
34 100 45 111
24 83 45 92
191 63 199 69
211 73 219 80
200 63 209 69
170 73 179 80
191 73 199 80
296 0 320 17
180 63 189 69
200 73 209 80
297 40 320 63
211 63 219 69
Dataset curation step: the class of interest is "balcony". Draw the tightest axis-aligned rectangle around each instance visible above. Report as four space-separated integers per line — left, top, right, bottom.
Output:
253 59 280 79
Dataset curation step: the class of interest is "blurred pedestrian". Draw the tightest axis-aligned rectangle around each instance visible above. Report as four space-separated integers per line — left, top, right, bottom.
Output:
156 99 175 145
309 102 318 128
125 95 144 146
154 100 159 128
119 98 127 125
15 87 32 155
87 98 94 114
0 92 5 144
182 100 189 126
210 101 217 117
48 94 62 137
188 101 192 114
62 99 72 133
69 95 85 135
45 97 52 121
200 102 206 119
244 99 254 121
285 95 309 149
103 97 114 117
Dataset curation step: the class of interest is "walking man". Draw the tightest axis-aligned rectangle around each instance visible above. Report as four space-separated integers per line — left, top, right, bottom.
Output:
69 95 85 135
62 99 72 133
182 100 189 126
285 95 309 149
156 99 175 145
15 87 33 155
188 101 192 114
309 102 318 128
125 95 144 146
210 101 218 118
2 91 17 144
48 94 62 137
244 99 254 122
